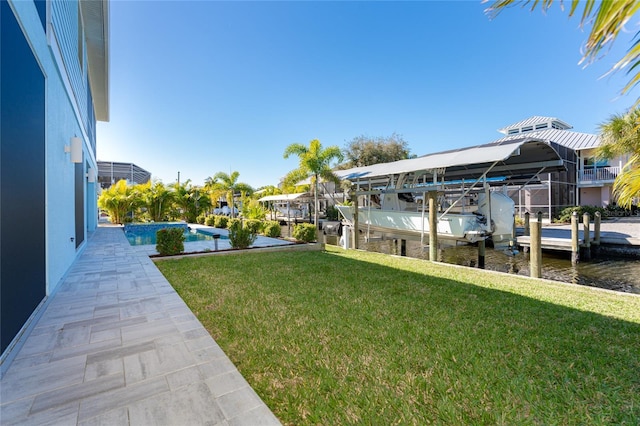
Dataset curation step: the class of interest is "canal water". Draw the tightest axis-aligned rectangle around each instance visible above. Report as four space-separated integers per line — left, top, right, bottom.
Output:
279 224 640 294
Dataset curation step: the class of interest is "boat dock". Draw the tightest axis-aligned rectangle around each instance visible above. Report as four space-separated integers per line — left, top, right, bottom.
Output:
515 213 640 260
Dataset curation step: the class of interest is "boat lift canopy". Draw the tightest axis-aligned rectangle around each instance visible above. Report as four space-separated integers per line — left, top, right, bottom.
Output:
333 137 565 186
258 192 311 202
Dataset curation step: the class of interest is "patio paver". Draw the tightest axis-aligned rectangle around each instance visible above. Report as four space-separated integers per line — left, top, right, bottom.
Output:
0 227 281 425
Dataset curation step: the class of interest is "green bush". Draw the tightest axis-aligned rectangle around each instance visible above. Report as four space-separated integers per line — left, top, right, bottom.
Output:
326 205 339 221
228 218 241 232
262 220 281 238
214 215 229 229
244 219 262 234
196 214 207 225
205 215 216 226
293 223 317 242
228 221 257 249
555 205 607 223
156 227 185 256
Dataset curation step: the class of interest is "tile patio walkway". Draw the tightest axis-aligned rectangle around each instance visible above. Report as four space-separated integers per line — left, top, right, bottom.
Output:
0 227 281 425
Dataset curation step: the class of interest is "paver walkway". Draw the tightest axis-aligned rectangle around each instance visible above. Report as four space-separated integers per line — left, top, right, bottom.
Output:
0 227 281 425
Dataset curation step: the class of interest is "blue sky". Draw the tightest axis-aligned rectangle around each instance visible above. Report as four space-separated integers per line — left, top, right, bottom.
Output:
96 0 639 189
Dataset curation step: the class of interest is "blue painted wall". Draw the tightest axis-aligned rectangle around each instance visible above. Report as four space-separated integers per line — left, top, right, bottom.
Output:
1 0 102 355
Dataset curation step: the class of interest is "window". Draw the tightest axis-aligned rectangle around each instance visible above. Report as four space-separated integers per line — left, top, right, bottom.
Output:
535 123 548 130
522 126 534 132
508 129 519 135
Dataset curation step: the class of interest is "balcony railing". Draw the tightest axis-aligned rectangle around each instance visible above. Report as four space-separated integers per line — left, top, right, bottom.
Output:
579 166 620 182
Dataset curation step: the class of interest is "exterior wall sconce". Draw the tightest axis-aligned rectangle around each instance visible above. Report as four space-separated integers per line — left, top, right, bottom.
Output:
65 136 83 163
87 167 96 182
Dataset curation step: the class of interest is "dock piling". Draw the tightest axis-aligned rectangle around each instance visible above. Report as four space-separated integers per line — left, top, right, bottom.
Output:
478 239 486 269
571 211 579 265
524 212 530 236
582 212 591 261
352 192 359 250
428 191 438 262
530 217 542 278
594 211 601 256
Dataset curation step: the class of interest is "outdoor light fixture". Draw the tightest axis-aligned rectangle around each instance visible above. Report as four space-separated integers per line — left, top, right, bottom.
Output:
70 136 82 163
87 167 96 183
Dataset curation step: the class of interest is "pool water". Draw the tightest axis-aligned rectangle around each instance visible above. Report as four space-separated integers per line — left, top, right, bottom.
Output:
124 223 226 246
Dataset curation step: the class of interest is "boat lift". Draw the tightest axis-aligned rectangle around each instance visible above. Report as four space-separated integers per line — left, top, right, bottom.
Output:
333 137 566 261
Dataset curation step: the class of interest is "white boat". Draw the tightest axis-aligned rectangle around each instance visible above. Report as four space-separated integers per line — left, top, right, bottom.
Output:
328 137 569 250
336 187 515 248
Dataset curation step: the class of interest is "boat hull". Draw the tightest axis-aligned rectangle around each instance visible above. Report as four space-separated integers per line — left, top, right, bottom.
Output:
336 206 488 243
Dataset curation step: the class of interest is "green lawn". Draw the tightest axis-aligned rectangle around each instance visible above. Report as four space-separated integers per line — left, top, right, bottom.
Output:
156 246 640 425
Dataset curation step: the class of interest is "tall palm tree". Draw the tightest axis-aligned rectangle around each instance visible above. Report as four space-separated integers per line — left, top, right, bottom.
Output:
283 139 344 229
598 108 640 208
208 171 253 218
486 0 640 103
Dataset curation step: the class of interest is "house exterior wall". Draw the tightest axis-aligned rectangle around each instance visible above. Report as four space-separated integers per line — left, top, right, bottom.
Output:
1 0 103 356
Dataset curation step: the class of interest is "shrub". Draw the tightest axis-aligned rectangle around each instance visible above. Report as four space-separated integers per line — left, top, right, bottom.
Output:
262 220 281 238
156 228 185 256
228 218 241 232
205 215 216 226
326 205 339 221
214 215 228 229
555 205 607 223
293 223 317 242
228 221 257 249
196 214 207 225
244 219 262 234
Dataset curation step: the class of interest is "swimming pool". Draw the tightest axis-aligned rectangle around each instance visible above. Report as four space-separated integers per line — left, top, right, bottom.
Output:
123 223 226 246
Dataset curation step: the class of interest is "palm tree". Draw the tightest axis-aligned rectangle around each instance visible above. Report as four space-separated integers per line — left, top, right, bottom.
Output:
208 171 253 218
138 180 174 222
97 179 141 224
283 139 344 230
486 0 640 103
598 108 640 208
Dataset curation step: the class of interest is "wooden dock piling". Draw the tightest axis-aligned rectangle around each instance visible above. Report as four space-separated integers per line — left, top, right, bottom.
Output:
571 211 579 265
524 212 530 236
582 212 591 261
478 240 486 269
530 217 542 278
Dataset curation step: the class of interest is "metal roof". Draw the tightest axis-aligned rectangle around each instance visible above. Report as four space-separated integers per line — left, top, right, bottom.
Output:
333 137 565 184
498 116 572 133
80 0 109 122
258 192 311 202
97 161 151 187
492 129 600 151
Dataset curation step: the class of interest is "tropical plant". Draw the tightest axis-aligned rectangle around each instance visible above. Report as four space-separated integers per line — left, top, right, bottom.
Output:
170 180 210 222
206 171 253 218
156 227 184 256
598 107 640 208
138 180 174 222
262 220 282 238
283 139 344 230
97 179 142 224
485 0 640 104
228 219 257 249
242 198 268 220
292 223 317 243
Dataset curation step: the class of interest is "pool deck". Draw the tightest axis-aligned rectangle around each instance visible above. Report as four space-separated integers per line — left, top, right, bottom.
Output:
0 226 282 425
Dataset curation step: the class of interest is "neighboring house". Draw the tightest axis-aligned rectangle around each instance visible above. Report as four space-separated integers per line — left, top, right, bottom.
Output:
492 116 627 218
1 0 109 357
97 160 151 189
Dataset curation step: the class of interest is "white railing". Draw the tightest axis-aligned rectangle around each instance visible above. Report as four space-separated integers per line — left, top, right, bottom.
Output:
579 166 620 182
